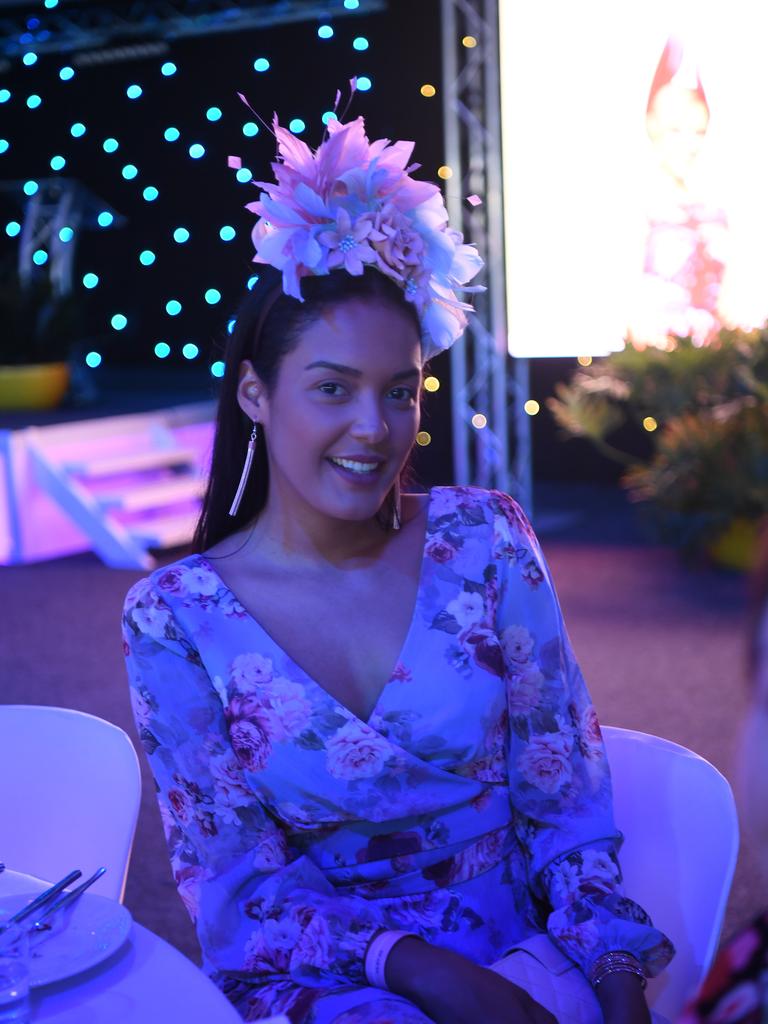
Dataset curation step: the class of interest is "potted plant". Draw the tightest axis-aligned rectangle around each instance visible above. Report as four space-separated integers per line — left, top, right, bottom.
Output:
547 328 768 568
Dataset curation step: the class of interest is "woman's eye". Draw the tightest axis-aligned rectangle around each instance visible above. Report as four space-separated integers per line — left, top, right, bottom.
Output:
389 386 416 402
317 382 344 396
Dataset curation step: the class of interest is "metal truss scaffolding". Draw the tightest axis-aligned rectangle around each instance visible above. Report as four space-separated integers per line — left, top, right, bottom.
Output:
440 0 532 511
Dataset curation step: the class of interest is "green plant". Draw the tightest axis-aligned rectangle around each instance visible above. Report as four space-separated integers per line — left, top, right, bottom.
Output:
0 266 81 366
547 328 768 555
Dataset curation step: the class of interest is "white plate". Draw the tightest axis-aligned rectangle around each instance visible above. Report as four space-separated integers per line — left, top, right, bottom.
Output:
0 891 132 987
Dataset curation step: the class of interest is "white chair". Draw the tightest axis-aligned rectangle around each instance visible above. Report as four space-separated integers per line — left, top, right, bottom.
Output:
0 704 142 902
603 725 739 1020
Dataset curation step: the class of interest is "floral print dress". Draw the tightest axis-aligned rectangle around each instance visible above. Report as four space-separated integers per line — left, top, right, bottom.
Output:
122 487 674 1023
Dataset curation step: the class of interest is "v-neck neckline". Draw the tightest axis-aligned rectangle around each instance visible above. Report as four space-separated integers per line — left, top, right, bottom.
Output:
198 487 438 725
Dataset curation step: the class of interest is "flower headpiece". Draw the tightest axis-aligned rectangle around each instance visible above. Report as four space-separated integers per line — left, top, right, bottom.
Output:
235 98 484 359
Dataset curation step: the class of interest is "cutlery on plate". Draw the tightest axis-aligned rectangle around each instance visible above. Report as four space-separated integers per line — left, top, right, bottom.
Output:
0 869 82 932
32 867 107 932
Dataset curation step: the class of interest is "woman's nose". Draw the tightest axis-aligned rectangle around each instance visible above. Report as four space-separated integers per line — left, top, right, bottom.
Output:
349 398 389 443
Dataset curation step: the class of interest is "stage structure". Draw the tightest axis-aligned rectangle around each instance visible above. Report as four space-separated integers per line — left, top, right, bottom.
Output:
440 0 532 514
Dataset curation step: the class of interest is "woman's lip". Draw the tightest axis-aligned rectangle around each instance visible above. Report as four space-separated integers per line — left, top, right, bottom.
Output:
328 455 384 464
326 458 385 484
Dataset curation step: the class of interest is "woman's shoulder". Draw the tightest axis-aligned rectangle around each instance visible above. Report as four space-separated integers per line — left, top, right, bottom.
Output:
428 484 530 527
123 552 211 617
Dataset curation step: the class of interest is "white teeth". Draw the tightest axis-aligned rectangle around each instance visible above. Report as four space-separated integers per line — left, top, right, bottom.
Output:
330 458 379 474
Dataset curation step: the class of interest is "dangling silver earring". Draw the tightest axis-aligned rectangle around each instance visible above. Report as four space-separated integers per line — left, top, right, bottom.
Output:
391 476 402 531
229 421 259 517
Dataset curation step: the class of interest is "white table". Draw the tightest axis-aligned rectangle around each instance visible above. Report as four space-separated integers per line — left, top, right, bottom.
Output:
0 870 242 1023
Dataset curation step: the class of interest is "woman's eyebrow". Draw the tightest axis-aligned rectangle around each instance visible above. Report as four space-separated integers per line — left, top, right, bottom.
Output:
304 360 420 381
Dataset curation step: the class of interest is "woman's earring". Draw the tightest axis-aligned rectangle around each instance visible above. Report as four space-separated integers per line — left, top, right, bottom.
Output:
391 476 402 531
229 421 259 517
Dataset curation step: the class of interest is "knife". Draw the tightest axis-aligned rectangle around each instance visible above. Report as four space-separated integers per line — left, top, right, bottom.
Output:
1 869 82 932
32 867 107 931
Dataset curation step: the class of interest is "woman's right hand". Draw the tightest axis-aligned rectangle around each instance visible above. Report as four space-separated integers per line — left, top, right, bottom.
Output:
385 936 557 1024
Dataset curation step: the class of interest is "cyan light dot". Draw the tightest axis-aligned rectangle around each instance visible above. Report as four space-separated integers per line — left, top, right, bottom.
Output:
164 127 180 142
322 111 338 125
235 167 252 183
344 0 360 8
0 90 10 103
103 137 119 153
97 211 114 228
219 225 236 241
227 318 237 334
23 181 38 196
126 84 143 99
353 36 369 50
210 361 225 378
70 122 86 137
82 273 99 288
188 143 205 159
143 186 159 202
32 249 48 266
111 313 127 330
5 221 21 237
253 57 270 72
205 288 221 305
139 250 156 266
23 52 38 66
356 76 372 91
161 62 177 77
122 164 138 180
247 275 259 290
27 95 42 109
85 351 102 368
44 0 59 8
154 342 171 359
206 106 222 122
242 122 258 137
173 227 190 244
50 154 65 170
166 299 182 316
58 226 74 242
318 24 333 38
0 140 9 155
289 118 305 134
59 66 75 81
182 343 199 360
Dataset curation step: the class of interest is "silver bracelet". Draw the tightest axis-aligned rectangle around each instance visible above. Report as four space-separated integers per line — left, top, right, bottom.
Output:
589 951 647 990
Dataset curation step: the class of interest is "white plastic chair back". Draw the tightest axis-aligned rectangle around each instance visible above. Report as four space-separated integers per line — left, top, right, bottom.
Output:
0 704 141 902
602 725 739 1019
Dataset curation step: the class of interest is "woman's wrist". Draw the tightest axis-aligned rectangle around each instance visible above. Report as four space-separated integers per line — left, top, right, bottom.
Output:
364 930 420 989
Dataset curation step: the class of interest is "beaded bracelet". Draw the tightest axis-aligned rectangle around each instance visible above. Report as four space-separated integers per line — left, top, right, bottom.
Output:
589 951 647 990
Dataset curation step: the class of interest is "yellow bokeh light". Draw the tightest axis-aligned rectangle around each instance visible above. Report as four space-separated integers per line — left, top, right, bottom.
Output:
462 35 477 48
643 416 658 432
420 84 437 98
524 399 540 416
577 355 593 367
416 431 432 446
437 165 452 180
471 413 487 429
423 376 440 392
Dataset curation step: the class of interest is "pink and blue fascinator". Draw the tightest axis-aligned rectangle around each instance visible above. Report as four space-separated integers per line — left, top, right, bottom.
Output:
233 99 485 360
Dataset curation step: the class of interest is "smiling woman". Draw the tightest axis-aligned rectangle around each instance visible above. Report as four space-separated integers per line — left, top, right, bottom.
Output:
121 108 673 1024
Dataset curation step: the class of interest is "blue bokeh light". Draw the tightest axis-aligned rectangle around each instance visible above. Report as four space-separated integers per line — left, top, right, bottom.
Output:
173 227 190 244
44 0 59 8
322 110 338 125
189 143 205 159
126 84 143 99
70 122 86 137
211 361 225 378
85 351 102 368
356 76 372 91
227 318 237 334
139 250 156 266
242 122 259 137
5 221 21 237
103 137 119 153
205 288 222 305
97 211 114 228
344 0 360 8
0 140 9 155
143 186 159 202
23 52 38 66
58 226 74 242
235 167 252 183
253 57 270 72
122 164 138 180
27 95 42 109
82 273 99 288
318 25 333 38
59 66 74 81
161 62 177 77
206 107 222 122
154 342 171 359
219 225 236 241
111 314 128 331
0 90 10 103
32 249 48 266
164 126 180 142
166 299 182 316
289 118 305 134
247 275 259 290
23 180 38 196
50 154 65 171
353 36 369 50
182 343 199 360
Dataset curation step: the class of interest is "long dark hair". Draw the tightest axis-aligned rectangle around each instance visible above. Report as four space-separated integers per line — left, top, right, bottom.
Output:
193 265 423 552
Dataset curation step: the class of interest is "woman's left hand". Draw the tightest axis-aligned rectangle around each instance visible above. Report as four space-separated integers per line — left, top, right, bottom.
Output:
595 971 652 1024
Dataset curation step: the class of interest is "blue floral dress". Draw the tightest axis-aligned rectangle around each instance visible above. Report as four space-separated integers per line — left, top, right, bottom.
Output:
122 487 674 1023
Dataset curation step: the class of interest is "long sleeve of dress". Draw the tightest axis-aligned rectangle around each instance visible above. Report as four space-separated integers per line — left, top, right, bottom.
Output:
122 579 385 991
489 491 675 979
